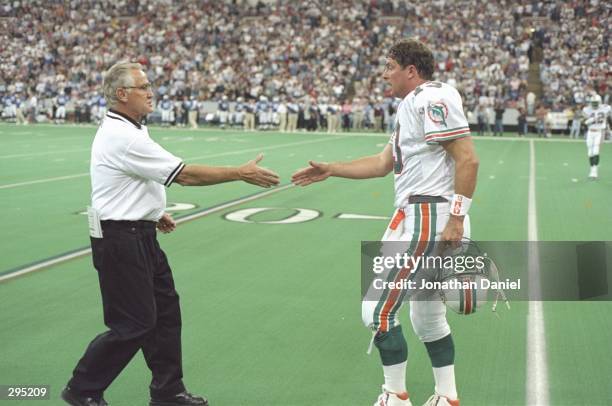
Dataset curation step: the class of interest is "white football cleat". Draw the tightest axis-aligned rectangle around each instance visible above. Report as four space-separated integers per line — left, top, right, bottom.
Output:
374 385 412 406
589 166 598 179
422 394 460 406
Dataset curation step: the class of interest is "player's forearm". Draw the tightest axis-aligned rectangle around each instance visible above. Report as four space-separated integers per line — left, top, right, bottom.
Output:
329 155 390 179
453 153 479 198
175 164 240 186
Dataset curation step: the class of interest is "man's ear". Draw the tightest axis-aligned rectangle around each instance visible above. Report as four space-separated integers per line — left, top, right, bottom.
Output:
403 65 415 80
116 88 128 103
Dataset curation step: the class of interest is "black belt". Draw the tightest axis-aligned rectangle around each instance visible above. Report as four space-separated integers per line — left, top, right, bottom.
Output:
101 220 156 230
408 195 447 204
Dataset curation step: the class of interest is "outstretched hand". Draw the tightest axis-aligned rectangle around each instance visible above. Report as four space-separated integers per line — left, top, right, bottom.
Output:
291 161 332 186
238 153 280 188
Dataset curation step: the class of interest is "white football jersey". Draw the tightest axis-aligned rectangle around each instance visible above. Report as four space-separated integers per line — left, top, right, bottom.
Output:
583 104 611 131
389 81 470 207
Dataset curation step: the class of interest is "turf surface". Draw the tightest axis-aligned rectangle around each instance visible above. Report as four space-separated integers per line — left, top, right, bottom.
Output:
1 124 611 405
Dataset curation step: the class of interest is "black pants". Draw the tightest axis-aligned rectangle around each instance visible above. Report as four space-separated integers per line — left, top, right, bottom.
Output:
68 221 185 399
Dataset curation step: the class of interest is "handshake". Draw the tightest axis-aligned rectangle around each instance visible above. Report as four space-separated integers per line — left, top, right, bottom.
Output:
238 153 331 188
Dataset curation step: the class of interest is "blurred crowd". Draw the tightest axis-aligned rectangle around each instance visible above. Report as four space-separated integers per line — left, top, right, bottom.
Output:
0 0 609 130
538 1 609 107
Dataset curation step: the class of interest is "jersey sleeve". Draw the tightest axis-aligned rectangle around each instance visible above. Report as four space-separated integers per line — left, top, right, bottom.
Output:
123 136 185 187
423 87 471 145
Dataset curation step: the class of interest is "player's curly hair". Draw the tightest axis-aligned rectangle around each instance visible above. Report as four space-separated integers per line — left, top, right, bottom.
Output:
388 39 434 80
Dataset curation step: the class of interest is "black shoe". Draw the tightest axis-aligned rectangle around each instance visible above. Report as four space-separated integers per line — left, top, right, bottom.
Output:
61 386 108 406
150 391 208 406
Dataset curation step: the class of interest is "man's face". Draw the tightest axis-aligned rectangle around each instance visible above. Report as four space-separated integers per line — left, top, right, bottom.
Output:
382 57 412 98
125 69 154 115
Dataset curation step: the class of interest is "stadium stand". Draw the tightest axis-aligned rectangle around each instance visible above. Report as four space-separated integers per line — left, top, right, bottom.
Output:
0 0 609 131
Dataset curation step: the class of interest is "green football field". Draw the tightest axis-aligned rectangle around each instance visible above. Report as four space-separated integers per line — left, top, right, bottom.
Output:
1 123 611 406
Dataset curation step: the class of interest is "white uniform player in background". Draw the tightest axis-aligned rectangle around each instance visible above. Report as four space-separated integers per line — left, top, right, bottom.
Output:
55 93 68 124
217 95 230 129
97 96 108 123
292 39 479 406
159 95 173 127
583 94 611 179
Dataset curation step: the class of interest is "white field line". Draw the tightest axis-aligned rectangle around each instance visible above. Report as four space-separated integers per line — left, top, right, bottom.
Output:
0 173 89 189
0 249 93 282
0 136 348 190
0 132 247 159
526 140 549 406
0 148 91 159
1 121 593 142
0 184 294 283
183 135 349 162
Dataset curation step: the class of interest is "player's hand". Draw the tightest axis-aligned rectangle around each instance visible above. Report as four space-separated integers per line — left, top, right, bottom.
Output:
157 213 176 234
291 161 332 186
238 153 280 188
441 215 464 247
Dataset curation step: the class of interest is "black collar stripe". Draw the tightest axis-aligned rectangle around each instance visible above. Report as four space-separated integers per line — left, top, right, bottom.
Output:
107 109 142 129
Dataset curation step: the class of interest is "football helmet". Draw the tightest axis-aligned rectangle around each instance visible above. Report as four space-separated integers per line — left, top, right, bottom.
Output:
589 94 602 108
433 239 510 315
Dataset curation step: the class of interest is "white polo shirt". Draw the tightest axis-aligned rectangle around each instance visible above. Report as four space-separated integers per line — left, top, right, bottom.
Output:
390 81 471 207
91 110 185 221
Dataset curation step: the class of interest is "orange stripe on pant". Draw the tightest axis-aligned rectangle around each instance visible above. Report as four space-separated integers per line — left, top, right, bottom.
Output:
379 203 430 332
389 209 405 231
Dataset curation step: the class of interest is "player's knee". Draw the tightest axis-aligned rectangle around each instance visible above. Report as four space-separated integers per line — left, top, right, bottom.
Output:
424 334 455 367
374 325 408 365
361 301 376 328
111 314 157 341
412 319 450 343
410 302 450 342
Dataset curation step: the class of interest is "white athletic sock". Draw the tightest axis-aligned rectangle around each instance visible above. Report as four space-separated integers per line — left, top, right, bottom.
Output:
433 365 457 399
383 361 407 393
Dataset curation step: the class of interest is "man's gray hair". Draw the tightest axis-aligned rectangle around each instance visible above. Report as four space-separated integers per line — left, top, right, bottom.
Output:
103 62 143 107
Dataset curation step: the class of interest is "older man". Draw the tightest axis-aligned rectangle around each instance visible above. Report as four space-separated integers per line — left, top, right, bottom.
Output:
62 62 279 406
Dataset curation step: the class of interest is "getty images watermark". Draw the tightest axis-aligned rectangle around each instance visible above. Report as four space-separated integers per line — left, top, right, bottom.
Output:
362 241 612 301
370 250 520 291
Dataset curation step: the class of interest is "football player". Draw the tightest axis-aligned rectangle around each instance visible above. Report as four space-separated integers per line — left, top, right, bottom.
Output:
55 92 68 124
292 39 478 406
158 95 173 127
583 94 611 179
217 95 230 129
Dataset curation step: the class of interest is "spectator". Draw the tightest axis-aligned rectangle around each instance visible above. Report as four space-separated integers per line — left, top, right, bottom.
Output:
517 107 528 137
1 0 605 128
535 103 549 138
493 101 505 136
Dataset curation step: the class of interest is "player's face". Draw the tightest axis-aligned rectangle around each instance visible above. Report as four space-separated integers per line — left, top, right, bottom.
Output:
382 57 412 98
126 69 154 116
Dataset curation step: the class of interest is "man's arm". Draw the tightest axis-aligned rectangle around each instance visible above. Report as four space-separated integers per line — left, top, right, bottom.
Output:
440 137 479 242
175 153 280 187
291 144 393 186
